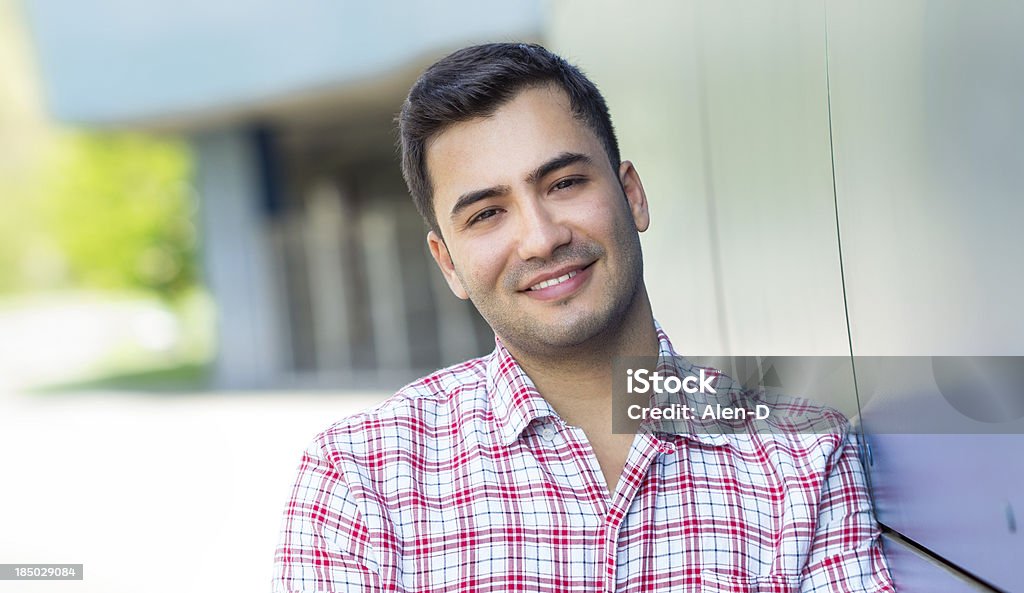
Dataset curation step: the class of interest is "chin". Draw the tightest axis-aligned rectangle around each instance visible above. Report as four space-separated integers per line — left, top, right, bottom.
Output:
525 307 620 350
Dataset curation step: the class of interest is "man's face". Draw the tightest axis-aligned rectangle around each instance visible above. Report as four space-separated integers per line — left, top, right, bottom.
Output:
425 85 650 356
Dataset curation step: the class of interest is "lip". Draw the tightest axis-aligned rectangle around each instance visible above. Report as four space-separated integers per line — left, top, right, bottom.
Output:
519 262 594 301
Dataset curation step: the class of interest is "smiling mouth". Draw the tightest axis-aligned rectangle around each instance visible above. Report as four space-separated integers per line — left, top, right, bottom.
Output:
527 270 580 291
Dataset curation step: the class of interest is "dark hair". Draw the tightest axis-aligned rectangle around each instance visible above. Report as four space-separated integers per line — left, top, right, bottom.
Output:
398 43 621 235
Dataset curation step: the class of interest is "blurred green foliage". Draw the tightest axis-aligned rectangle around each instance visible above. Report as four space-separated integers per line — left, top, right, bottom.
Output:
1 131 198 302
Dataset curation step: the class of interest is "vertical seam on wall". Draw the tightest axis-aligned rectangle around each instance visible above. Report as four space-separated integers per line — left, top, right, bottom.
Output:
693 1 731 354
823 0 864 415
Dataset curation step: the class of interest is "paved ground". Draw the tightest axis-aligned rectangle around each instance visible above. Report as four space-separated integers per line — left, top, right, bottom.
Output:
0 389 389 593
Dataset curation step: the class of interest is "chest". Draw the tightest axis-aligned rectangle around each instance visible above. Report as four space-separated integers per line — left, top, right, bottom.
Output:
362 434 822 592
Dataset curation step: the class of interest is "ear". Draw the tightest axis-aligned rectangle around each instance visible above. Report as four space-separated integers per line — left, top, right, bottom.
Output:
427 230 470 300
619 160 650 233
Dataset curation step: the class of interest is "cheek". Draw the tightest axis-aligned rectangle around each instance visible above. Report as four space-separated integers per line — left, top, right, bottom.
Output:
578 205 623 243
576 190 626 227
454 241 507 291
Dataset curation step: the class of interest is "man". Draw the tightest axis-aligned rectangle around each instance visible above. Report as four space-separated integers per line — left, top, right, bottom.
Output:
273 43 895 592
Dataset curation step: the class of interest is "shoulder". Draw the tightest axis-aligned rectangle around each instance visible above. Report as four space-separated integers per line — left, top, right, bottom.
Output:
312 354 494 463
729 393 860 483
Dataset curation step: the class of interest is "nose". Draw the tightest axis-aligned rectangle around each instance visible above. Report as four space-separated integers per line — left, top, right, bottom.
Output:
515 195 572 261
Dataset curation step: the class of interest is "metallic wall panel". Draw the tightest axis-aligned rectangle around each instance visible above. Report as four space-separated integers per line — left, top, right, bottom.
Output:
880 535 991 593
691 1 851 359
828 2 1024 590
828 0 1024 357
869 435 1022 590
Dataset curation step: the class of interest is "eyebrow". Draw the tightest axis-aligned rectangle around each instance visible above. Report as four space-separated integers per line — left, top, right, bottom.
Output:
449 185 511 222
525 152 592 185
448 152 594 222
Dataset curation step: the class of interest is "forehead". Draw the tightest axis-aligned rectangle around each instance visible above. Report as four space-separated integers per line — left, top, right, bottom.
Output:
425 86 604 215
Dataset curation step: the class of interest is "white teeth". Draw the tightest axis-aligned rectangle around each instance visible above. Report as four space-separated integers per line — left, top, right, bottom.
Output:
529 270 578 291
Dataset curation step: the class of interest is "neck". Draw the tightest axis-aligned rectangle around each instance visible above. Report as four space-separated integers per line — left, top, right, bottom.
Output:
503 287 659 428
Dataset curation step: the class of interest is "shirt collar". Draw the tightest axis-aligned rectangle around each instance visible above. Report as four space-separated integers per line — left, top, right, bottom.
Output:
650 321 731 448
485 336 559 446
485 320 730 448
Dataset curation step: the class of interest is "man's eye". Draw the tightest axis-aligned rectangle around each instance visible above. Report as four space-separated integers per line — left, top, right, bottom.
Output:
553 177 584 191
470 208 500 225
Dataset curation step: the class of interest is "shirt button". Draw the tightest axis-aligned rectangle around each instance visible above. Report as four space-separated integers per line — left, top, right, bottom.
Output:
539 426 556 441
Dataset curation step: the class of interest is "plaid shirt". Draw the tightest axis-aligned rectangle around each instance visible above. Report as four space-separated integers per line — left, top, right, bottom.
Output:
273 326 895 592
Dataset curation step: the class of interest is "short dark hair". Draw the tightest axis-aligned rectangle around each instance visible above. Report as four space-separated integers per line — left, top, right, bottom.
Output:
398 42 621 235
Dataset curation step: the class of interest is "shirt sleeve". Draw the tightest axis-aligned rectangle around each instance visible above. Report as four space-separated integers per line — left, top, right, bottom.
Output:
272 437 384 592
799 430 897 593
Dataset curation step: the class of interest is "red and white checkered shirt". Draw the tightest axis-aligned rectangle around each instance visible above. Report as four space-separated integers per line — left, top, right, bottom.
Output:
273 326 895 592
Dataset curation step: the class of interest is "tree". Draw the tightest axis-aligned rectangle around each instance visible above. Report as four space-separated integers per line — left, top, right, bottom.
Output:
39 131 197 302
